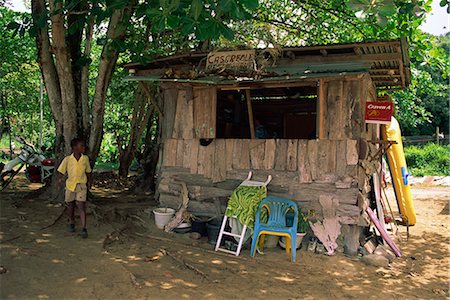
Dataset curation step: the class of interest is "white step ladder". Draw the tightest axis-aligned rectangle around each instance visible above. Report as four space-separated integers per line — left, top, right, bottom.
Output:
215 172 272 256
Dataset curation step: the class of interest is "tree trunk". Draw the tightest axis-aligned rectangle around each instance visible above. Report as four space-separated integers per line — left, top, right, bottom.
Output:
49 0 78 153
31 0 138 198
134 112 160 192
117 85 155 178
32 0 64 157
88 0 137 164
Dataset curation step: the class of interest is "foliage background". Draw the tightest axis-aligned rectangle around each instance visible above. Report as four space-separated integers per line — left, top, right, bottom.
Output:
1 1 448 172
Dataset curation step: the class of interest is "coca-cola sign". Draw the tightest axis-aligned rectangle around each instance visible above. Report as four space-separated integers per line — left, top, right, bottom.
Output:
365 101 394 124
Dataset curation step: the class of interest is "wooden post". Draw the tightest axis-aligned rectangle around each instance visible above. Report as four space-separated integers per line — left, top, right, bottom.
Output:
246 89 255 139
436 126 440 145
318 79 326 139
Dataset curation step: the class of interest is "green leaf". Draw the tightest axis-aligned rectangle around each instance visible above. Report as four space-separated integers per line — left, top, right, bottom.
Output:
167 15 179 28
190 0 203 20
111 39 127 52
240 0 258 10
219 23 234 40
96 37 108 45
219 0 234 12
181 17 195 34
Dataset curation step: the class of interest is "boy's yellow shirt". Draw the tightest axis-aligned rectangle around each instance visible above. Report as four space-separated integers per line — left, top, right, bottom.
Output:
57 154 92 192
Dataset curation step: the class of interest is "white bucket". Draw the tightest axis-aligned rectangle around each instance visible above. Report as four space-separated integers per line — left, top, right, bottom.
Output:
153 208 175 229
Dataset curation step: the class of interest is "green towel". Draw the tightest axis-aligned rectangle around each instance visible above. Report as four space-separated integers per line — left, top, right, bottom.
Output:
225 185 267 230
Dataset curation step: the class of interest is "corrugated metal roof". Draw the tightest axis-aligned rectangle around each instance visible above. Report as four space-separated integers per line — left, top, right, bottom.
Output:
124 38 410 91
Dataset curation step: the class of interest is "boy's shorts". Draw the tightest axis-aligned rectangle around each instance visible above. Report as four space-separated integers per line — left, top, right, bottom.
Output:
65 184 87 202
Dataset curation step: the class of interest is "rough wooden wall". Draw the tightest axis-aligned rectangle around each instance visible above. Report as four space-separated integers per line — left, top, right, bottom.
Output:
156 75 378 226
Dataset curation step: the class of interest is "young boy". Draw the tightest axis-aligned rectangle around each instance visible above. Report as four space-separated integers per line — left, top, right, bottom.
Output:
57 138 92 238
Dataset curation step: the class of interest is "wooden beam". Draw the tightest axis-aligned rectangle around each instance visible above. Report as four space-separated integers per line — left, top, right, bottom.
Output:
283 40 401 53
139 81 164 117
217 80 317 91
276 53 403 65
246 89 255 139
318 79 326 139
398 59 406 88
371 75 402 78
369 68 398 73
354 47 363 55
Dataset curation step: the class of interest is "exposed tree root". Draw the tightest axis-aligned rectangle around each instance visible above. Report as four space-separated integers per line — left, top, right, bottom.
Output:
40 207 66 230
159 247 210 281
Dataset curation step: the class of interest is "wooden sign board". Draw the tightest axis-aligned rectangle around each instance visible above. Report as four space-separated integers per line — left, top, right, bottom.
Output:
365 101 394 124
206 50 256 72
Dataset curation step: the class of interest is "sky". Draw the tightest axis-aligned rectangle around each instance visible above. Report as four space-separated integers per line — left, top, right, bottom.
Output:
5 0 450 36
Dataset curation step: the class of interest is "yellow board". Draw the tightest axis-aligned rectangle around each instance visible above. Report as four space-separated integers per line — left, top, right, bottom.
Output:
381 117 416 225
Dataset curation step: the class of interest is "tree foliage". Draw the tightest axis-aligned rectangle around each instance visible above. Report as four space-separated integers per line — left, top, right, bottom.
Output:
1 0 448 178
0 7 54 148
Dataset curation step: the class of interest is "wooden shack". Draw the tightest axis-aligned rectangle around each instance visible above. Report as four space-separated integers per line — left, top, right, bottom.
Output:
125 39 410 246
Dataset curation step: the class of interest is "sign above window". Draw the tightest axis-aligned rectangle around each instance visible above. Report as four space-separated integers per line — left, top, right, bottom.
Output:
206 50 256 72
365 101 394 124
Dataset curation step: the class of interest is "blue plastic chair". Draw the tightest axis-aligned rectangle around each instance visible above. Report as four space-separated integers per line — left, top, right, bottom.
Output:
250 197 298 262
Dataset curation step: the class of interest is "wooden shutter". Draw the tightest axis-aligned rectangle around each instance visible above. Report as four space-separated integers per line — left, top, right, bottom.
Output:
193 86 217 139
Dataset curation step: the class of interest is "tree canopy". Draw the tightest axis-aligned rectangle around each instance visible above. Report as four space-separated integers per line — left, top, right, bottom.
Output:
1 0 448 173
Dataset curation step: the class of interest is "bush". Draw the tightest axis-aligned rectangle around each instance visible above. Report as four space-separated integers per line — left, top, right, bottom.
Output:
404 143 450 176
98 133 119 163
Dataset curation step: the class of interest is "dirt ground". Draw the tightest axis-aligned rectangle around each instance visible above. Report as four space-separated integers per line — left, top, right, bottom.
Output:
0 174 448 299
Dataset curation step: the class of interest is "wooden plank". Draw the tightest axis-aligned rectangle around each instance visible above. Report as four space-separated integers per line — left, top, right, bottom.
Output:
231 139 251 170
317 139 329 177
232 140 242 170
225 139 234 171
239 139 250 169
193 86 217 139
327 140 336 173
318 79 326 139
327 80 345 140
202 142 215 179
346 80 363 139
335 140 347 177
249 140 265 169
163 139 177 167
274 139 288 171
176 139 184 167
246 89 255 139
161 88 178 139
263 139 276 170
197 143 207 175
346 140 358 165
286 139 298 171
307 139 318 180
212 139 226 183
182 139 192 170
297 140 311 183
172 88 194 139
190 139 199 174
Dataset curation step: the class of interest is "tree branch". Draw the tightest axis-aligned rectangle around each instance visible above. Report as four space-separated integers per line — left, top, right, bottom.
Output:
88 0 138 163
81 5 95 135
292 0 369 38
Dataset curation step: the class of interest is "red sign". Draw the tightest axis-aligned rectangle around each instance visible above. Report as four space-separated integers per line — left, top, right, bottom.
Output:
365 101 394 124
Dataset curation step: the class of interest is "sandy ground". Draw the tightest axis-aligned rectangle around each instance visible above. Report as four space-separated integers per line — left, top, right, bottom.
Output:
0 175 449 300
